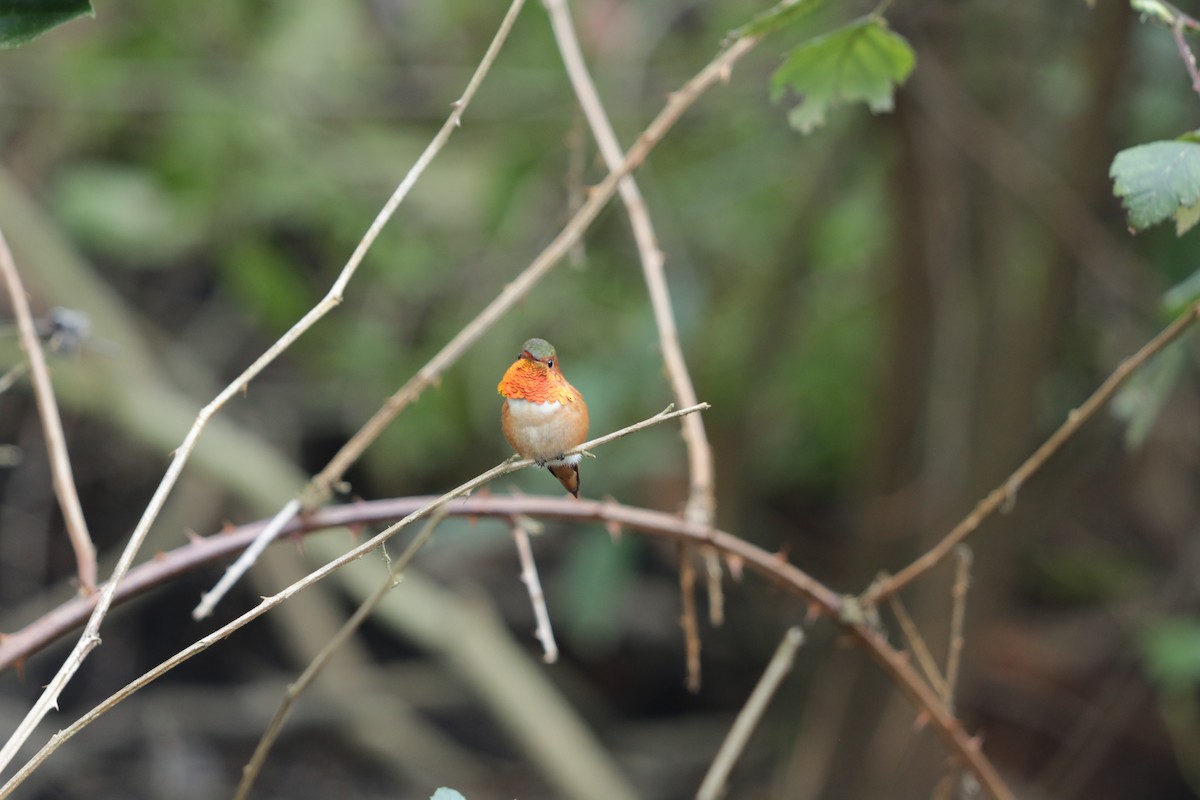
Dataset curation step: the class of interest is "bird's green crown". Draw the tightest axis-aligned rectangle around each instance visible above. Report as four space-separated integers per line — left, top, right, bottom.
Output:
521 338 556 361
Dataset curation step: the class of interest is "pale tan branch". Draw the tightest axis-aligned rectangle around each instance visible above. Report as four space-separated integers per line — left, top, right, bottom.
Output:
885 587 949 699
0 227 95 595
511 518 558 664
944 545 972 705
542 0 722 691
679 544 702 693
696 627 805 800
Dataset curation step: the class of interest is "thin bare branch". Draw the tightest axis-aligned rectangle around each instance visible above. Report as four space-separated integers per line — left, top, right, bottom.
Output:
864 299 1200 606
885 586 949 699
542 0 722 691
696 627 805 800
679 544 702 693
1176 16 1200 92
193 499 302 620
512 518 558 663
932 547 974 800
1169 2 1200 94
233 510 448 800
0 227 96 595
0 404 709 798
944 545 972 705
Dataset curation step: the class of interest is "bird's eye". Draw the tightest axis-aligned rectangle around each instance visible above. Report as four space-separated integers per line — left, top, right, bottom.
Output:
546 359 554 369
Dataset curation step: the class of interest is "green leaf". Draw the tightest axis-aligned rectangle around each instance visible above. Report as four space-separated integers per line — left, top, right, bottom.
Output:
1110 140 1200 233
770 17 916 135
0 0 93 49
727 0 825 42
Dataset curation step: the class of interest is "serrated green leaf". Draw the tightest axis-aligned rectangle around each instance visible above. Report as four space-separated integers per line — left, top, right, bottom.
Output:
1111 141 1200 232
770 17 916 135
727 0 825 42
0 0 92 49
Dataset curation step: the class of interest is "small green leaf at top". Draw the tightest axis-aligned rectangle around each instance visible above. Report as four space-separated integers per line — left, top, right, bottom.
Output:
727 0 826 43
0 0 93 49
1110 139 1200 233
770 16 916 135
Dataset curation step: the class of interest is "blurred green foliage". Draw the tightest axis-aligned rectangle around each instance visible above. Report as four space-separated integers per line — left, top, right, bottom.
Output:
6 1 1200 795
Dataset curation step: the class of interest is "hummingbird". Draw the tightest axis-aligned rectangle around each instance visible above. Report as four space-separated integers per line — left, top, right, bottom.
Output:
498 337 590 497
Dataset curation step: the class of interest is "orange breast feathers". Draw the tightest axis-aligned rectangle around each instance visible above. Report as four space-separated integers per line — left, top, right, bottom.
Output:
497 359 579 404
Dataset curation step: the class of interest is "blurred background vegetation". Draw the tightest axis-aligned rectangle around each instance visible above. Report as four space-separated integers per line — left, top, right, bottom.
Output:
3 0 1200 798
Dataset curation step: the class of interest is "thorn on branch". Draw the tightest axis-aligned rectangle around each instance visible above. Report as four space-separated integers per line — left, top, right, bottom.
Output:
1000 478 1020 513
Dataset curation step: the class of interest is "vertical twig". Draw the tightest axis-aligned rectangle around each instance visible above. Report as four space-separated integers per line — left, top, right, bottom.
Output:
1173 13 1200 95
542 0 722 691
932 546 974 800
885 585 949 700
512 518 559 663
944 545 972 705
695 627 805 800
0 227 96 594
679 543 702 693
233 510 448 800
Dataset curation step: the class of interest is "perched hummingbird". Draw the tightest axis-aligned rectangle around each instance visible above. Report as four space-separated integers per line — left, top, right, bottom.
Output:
498 338 590 497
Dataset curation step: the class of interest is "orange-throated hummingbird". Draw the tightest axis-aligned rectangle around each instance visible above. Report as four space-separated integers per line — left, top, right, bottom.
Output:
498 338 589 496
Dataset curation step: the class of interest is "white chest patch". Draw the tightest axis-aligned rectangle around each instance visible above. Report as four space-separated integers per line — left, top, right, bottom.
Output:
506 398 564 418
504 398 582 465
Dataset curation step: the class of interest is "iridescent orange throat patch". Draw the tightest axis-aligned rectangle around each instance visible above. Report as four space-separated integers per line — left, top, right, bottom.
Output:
497 359 576 404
